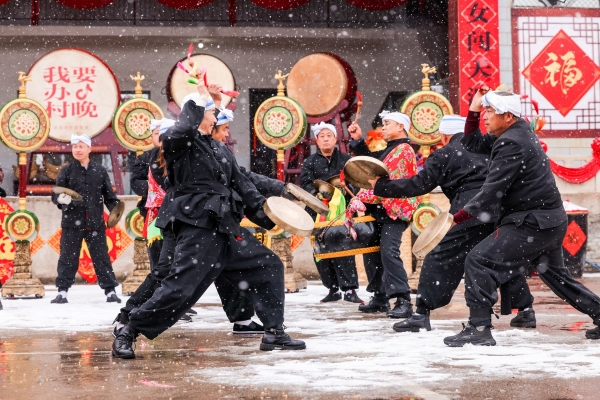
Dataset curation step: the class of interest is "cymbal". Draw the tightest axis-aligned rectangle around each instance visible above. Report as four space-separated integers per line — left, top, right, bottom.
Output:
326 174 341 188
107 201 125 228
312 179 336 197
343 156 389 189
412 212 454 259
263 197 314 237
52 186 83 202
285 183 329 216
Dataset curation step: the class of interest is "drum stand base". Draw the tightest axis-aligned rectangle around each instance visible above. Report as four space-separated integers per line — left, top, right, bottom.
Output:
1 242 44 298
408 257 423 292
122 239 151 295
271 237 307 293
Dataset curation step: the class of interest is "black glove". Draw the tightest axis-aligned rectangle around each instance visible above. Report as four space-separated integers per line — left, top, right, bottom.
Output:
280 187 298 201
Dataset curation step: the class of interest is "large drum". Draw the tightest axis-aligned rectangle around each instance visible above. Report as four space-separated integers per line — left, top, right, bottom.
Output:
167 54 236 109
311 216 380 259
286 53 357 117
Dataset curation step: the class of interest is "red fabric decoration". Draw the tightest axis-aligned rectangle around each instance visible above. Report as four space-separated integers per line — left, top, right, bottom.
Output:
157 0 215 10
544 137 600 184
250 0 310 10
54 0 115 9
562 220 586 256
0 0 11 6
345 0 408 10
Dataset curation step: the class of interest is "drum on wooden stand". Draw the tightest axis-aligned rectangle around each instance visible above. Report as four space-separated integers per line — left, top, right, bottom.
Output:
312 216 380 259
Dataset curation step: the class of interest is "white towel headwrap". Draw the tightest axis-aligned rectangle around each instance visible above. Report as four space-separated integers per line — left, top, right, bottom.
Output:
159 119 176 134
439 115 466 135
71 134 91 147
311 122 337 138
379 111 411 133
481 91 522 117
216 108 234 126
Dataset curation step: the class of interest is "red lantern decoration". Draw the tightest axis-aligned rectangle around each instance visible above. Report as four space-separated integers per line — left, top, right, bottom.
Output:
54 0 115 9
345 0 408 11
250 0 310 10
157 0 215 9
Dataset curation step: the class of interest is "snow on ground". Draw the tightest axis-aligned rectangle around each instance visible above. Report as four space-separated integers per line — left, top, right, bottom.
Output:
2 282 600 394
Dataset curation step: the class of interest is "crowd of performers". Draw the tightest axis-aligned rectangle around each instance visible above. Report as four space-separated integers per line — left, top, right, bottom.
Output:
7 74 599 356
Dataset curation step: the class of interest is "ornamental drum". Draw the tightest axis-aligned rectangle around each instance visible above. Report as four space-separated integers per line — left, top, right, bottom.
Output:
311 216 380 259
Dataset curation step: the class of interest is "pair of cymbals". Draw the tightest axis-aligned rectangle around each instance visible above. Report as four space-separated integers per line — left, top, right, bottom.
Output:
343 156 389 189
51 186 125 228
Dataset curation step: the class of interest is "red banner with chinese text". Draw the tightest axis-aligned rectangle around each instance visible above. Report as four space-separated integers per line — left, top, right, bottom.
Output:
457 0 500 116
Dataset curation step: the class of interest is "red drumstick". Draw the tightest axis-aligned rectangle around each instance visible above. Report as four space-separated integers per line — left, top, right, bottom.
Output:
353 91 363 124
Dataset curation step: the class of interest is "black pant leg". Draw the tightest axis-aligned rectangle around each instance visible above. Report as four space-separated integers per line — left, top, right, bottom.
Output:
332 256 359 291
505 274 534 310
214 275 255 323
363 223 386 297
314 258 339 291
416 222 495 311
129 223 227 339
55 228 85 290
380 222 410 298
220 229 285 329
85 229 119 290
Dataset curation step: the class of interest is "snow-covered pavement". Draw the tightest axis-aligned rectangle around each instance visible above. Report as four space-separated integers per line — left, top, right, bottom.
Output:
1 278 600 399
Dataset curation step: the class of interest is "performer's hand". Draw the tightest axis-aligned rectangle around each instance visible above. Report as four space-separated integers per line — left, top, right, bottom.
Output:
469 85 488 112
58 193 72 205
280 188 297 201
368 177 379 189
208 84 223 103
196 72 210 97
348 122 362 140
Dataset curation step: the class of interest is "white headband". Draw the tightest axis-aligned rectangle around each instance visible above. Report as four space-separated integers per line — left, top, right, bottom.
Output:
216 108 234 126
439 115 466 135
379 111 411 133
71 134 91 147
150 119 162 132
180 92 216 111
482 91 522 117
159 119 176 134
311 122 337 138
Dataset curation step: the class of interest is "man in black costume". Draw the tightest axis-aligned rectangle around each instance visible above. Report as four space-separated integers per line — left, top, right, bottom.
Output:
112 75 305 358
371 115 535 333
444 88 600 346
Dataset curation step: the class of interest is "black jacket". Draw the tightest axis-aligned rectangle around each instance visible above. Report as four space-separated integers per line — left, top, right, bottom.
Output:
349 137 413 224
239 166 285 199
461 117 566 228
52 160 120 230
130 147 168 218
373 133 489 214
299 148 351 196
156 99 273 235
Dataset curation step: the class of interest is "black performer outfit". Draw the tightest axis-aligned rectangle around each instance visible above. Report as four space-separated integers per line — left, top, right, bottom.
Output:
349 137 413 318
374 132 534 332
112 97 304 358
444 112 600 346
51 160 120 303
300 148 361 301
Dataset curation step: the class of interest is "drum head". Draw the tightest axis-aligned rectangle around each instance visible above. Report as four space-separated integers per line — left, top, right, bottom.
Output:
286 183 329 216
107 201 125 228
263 197 314 237
52 186 83 202
343 156 389 189
326 174 341 188
312 179 336 197
168 54 235 108
412 212 454 259
287 53 349 117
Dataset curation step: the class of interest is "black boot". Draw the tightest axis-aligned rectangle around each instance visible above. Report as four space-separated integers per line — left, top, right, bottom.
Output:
179 313 192 322
51 294 68 304
586 325 600 340
260 326 306 351
358 296 390 313
343 290 364 304
393 311 431 332
444 322 496 347
233 321 264 334
112 326 138 359
510 309 536 328
0 298 3 310
186 308 197 315
106 293 122 303
387 297 413 319
320 289 342 303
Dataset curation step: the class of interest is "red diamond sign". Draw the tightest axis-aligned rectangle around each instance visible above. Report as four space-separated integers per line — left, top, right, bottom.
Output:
460 0 497 27
522 30 600 117
562 220 586 257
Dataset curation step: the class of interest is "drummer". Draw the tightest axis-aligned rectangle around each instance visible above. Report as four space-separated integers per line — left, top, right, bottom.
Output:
299 122 362 304
112 76 305 359
347 112 420 318
369 115 535 333
51 134 122 304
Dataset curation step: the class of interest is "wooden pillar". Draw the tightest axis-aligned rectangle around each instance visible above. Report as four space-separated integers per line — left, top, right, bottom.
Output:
271 237 306 293
1 242 44 298
121 239 151 295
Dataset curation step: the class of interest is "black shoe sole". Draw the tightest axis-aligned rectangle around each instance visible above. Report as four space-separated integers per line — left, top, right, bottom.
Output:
107 299 122 303
260 343 306 351
186 309 198 315
510 321 536 328
444 339 496 347
387 313 413 319
358 307 389 313
585 332 600 340
232 330 264 335
393 325 431 333
112 350 135 359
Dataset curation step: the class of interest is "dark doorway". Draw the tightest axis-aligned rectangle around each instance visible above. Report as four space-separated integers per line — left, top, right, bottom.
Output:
249 89 278 178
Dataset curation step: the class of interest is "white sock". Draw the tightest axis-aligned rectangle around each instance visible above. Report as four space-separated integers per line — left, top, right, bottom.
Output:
59 291 68 299
345 289 354 295
106 291 116 298
116 322 125 330
523 307 532 311
235 319 252 326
